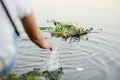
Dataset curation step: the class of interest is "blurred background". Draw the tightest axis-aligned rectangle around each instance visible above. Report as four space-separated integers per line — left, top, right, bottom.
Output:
29 0 120 27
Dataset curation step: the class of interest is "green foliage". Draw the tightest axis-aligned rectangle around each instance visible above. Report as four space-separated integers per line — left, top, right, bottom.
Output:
47 20 75 32
39 20 101 42
5 73 41 80
39 26 53 30
5 68 43 80
5 67 63 80
47 20 93 42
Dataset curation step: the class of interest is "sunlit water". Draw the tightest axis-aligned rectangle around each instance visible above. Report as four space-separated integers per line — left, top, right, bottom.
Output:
12 0 120 80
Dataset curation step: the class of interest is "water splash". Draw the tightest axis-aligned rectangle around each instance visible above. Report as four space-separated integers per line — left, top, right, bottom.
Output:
42 48 63 80
47 48 60 71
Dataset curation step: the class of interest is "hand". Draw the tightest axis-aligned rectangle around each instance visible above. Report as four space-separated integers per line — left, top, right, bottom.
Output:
43 40 52 51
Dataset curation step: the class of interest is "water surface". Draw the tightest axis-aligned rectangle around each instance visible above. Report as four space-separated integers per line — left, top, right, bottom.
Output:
12 0 120 80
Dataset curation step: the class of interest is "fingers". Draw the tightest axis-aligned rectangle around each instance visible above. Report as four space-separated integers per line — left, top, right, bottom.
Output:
50 48 53 51
44 40 52 51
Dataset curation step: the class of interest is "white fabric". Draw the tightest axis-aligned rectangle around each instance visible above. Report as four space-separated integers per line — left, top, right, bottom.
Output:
0 0 31 71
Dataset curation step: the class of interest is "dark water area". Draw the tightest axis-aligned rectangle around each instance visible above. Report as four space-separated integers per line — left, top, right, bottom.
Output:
12 17 120 80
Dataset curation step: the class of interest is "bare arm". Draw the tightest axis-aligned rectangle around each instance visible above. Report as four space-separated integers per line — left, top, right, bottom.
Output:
21 12 52 50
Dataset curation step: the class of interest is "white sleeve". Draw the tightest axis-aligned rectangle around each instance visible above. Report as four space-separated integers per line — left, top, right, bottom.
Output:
15 0 32 19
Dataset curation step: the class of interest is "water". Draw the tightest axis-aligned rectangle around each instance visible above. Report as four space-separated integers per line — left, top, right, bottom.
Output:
43 48 60 71
12 27 120 80
12 0 120 80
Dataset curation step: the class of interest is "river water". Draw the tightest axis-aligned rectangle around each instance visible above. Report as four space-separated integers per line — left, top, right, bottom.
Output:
12 0 120 80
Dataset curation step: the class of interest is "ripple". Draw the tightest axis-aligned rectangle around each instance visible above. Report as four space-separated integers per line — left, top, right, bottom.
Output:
13 25 120 80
